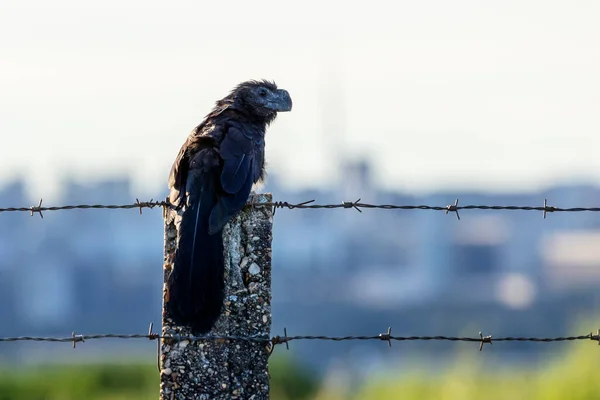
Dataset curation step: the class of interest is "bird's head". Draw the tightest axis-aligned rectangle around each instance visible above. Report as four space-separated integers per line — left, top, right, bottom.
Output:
228 80 292 121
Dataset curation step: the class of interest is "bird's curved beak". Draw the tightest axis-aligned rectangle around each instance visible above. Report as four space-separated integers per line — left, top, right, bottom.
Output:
269 89 292 112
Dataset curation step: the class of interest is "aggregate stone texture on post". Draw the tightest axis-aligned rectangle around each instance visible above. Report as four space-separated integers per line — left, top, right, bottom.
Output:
160 193 273 400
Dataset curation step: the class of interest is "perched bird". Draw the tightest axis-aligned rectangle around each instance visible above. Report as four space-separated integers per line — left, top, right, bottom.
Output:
167 80 292 334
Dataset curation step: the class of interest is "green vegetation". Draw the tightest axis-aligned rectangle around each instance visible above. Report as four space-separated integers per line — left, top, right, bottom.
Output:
0 326 598 399
0 363 157 400
348 342 600 400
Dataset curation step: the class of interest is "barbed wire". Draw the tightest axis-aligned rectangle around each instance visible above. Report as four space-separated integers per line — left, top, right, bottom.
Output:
0 199 166 218
1 198 599 220
3 326 599 353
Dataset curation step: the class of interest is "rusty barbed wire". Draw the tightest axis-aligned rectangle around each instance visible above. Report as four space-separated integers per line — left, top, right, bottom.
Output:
1 197 600 219
1 327 598 353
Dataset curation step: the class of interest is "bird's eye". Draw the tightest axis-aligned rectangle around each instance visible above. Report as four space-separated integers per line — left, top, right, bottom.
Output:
259 89 267 97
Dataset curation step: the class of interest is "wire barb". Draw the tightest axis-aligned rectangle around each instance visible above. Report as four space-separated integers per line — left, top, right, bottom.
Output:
72 331 84 348
342 199 363 213
543 199 557 219
379 327 393 347
271 327 290 351
30 198 44 219
446 199 460 220
135 198 144 215
147 322 158 340
479 331 492 351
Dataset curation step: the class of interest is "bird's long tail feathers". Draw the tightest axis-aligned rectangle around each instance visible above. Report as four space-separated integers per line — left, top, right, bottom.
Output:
167 172 225 334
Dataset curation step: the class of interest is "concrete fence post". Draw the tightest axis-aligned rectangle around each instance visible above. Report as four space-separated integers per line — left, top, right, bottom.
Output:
160 193 274 400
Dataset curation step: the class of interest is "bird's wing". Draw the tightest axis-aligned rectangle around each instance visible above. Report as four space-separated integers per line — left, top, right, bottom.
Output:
168 125 222 208
219 127 255 194
208 126 257 234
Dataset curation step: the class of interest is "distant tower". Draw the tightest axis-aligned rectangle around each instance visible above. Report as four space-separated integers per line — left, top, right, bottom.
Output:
341 159 373 200
318 29 346 186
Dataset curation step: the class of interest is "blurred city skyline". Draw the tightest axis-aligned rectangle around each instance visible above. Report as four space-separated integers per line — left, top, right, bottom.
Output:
2 0 600 202
1 156 599 372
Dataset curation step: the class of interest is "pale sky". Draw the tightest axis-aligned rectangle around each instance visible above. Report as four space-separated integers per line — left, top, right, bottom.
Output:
2 0 600 201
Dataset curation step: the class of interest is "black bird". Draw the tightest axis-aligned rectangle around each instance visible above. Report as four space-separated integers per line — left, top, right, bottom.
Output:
166 80 292 334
